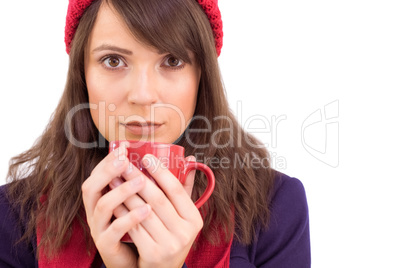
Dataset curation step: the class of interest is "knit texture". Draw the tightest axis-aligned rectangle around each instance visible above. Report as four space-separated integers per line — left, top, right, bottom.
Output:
196 0 223 56
37 214 232 268
64 0 93 54
37 217 97 268
64 0 223 56
185 230 232 268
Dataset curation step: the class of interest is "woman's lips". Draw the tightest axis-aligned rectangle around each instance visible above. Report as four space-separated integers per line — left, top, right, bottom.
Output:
121 121 163 136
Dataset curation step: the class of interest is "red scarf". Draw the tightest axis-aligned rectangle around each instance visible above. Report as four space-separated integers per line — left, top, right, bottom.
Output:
37 214 233 268
185 230 233 268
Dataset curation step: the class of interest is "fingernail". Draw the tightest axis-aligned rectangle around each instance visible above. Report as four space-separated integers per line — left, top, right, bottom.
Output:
114 157 125 167
142 155 153 168
114 145 127 160
114 148 119 157
138 204 150 216
129 175 143 186
114 147 122 157
110 177 122 188
120 141 130 147
120 148 128 161
187 156 196 162
124 163 134 175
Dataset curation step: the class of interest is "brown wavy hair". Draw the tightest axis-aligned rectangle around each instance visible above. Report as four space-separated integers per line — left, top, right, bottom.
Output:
6 0 275 258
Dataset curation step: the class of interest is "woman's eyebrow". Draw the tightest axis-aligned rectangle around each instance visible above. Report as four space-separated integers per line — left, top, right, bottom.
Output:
92 44 133 55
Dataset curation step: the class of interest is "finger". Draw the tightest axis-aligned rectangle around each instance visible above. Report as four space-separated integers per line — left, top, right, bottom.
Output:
128 219 157 256
112 199 157 248
136 209 170 243
113 203 129 218
112 163 149 209
183 156 196 198
111 169 171 243
110 177 147 217
91 141 131 184
141 154 198 221
92 176 146 232
103 204 151 243
113 176 175 244
111 185 168 245
122 161 146 181
123 167 185 235
82 142 130 216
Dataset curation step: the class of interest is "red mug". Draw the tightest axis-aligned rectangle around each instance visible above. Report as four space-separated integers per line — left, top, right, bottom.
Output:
109 140 215 242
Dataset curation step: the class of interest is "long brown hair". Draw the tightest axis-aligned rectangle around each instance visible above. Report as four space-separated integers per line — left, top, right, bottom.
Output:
6 0 275 258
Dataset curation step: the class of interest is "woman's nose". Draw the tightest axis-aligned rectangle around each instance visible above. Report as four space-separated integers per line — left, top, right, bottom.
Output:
127 67 159 105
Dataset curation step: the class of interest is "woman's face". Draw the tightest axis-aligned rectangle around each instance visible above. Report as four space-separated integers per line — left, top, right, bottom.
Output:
85 3 200 143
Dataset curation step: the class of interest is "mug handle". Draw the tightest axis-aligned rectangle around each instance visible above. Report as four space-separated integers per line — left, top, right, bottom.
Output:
183 161 215 208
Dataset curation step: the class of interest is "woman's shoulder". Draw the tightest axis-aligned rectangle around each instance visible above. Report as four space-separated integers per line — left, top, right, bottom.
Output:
0 183 38 267
273 170 306 189
0 182 22 214
271 170 309 210
0 183 11 209
230 171 311 267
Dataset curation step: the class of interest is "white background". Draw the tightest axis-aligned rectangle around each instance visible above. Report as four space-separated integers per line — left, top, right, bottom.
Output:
1 0 401 267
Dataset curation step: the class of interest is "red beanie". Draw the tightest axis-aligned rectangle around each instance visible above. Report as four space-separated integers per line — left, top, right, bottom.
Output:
64 0 223 56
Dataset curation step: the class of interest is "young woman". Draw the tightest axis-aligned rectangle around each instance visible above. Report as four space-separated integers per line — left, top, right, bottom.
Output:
0 0 310 267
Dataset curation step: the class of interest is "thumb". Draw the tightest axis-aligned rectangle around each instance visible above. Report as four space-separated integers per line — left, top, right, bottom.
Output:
183 155 196 198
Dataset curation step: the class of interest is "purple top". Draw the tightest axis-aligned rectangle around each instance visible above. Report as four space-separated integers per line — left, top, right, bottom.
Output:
0 171 310 267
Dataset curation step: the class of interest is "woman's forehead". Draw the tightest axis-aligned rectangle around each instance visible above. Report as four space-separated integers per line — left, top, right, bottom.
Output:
88 4 138 49
88 2 192 61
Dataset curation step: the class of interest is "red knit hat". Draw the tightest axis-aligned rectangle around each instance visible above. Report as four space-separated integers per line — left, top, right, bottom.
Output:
64 0 223 56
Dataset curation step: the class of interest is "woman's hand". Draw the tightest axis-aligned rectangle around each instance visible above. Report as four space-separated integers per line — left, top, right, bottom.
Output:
112 154 203 268
82 142 150 268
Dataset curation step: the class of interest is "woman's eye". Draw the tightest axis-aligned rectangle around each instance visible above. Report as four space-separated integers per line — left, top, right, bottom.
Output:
163 56 184 68
102 56 125 69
